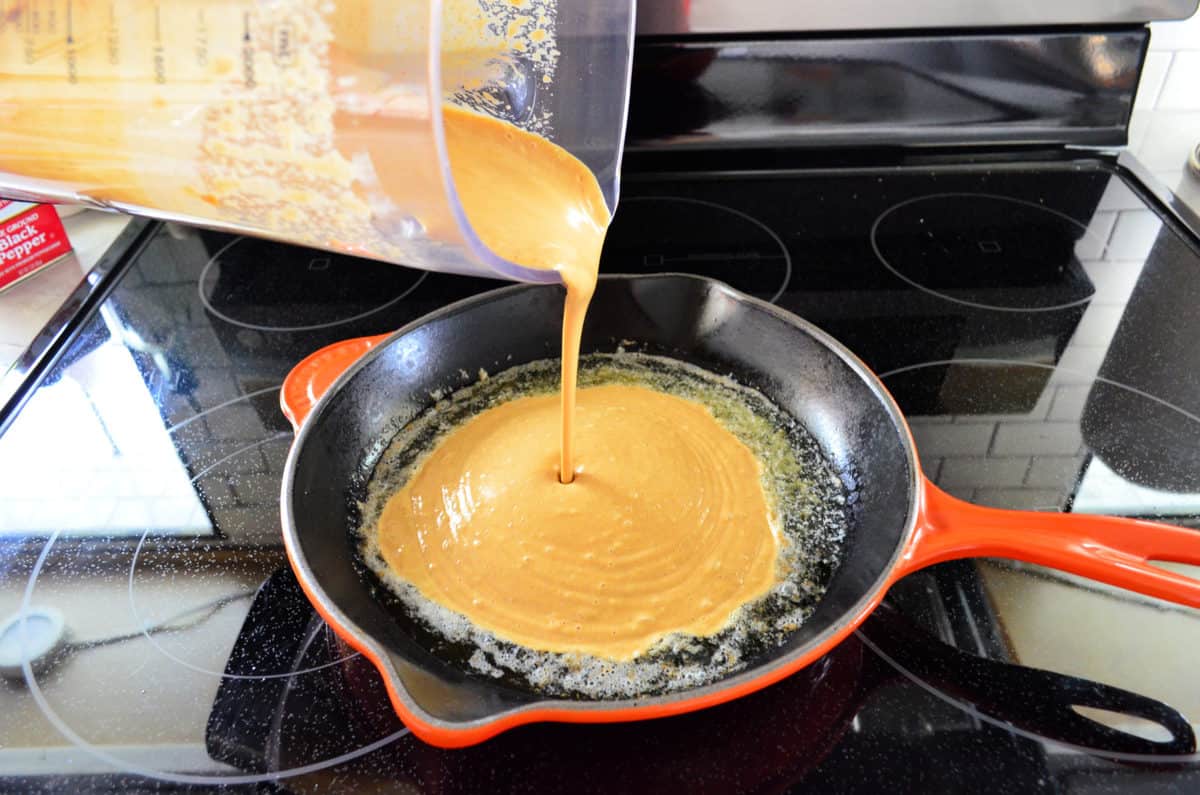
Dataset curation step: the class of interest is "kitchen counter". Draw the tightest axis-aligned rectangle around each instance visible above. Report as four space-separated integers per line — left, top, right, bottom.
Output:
0 210 131 376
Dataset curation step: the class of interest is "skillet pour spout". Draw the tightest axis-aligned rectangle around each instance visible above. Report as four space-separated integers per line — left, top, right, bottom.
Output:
280 274 1200 748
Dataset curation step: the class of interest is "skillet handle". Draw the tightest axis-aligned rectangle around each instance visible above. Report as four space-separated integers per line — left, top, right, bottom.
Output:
864 601 1197 756
899 479 1200 608
280 335 389 431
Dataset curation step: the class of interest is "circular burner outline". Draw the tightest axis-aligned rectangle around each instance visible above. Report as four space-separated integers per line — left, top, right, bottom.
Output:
857 631 1197 763
619 196 793 304
198 236 428 332
16 569 410 788
870 192 1104 313
867 356 1200 761
16 390 412 784
881 356 1200 534
127 432 360 680
21 359 1195 779
167 384 281 437
878 358 1200 428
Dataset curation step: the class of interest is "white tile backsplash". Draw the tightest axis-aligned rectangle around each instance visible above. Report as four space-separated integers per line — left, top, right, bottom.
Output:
972 487 1063 511
1096 176 1146 211
1173 170 1200 205
1079 260 1146 305
1157 50 1200 109
1153 168 1200 207
1136 50 1175 109
1127 107 1154 152
1024 455 1086 489
1069 304 1127 344
1140 112 1200 170
937 456 1031 488
909 423 995 457
1047 385 1093 422
1073 210 1117 260
1131 15 1200 220
1105 210 1164 260
1051 345 1110 384
991 422 1084 456
1148 13 1200 52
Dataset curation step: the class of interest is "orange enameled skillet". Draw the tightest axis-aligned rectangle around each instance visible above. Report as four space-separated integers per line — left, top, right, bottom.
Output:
279 275 1200 748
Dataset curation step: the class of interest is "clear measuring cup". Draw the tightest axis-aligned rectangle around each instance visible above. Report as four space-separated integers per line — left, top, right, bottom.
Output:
0 0 634 283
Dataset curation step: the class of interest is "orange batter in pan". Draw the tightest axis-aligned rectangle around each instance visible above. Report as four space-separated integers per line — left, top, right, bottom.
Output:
376 384 781 659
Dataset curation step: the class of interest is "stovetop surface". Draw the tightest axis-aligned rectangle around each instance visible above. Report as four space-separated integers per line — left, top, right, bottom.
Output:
1 155 1199 792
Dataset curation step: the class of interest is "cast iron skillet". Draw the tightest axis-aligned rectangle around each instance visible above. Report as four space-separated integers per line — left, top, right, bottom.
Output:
279 274 1200 748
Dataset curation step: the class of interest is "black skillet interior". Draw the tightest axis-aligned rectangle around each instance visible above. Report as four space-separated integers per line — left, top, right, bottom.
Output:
285 275 916 725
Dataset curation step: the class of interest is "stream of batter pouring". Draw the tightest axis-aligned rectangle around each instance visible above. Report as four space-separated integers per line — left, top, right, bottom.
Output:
364 107 785 661
443 105 605 483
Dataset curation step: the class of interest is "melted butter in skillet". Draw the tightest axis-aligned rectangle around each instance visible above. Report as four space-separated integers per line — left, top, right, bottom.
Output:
376 384 782 660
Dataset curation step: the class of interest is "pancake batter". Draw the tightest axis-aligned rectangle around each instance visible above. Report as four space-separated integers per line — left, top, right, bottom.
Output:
362 353 848 696
376 384 782 660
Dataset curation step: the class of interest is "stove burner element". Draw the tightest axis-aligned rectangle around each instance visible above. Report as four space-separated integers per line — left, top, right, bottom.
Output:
15 392 410 785
857 631 1198 765
199 236 427 332
21 536 408 787
871 193 1101 312
879 357 1200 507
602 196 792 303
127 433 358 679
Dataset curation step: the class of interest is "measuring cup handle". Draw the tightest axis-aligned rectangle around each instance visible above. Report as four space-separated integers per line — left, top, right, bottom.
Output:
898 479 1200 609
280 335 389 430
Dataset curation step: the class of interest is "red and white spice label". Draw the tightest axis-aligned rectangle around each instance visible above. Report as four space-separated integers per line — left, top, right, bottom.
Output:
0 200 72 293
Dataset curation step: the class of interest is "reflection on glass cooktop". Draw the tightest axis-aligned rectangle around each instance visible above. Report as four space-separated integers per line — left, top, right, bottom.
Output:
1 157 1199 791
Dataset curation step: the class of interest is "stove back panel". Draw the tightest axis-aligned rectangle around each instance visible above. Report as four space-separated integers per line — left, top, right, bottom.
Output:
619 31 1147 152
636 0 1198 34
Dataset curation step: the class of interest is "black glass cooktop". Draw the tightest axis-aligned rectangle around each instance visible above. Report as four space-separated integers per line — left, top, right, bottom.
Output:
2 156 1200 792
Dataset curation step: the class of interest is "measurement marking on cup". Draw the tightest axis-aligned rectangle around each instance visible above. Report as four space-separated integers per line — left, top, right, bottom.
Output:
106 2 118 65
242 11 256 88
195 8 208 67
152 3 165 84
65 0 77 82
274 23 295 67
18 0 34 65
